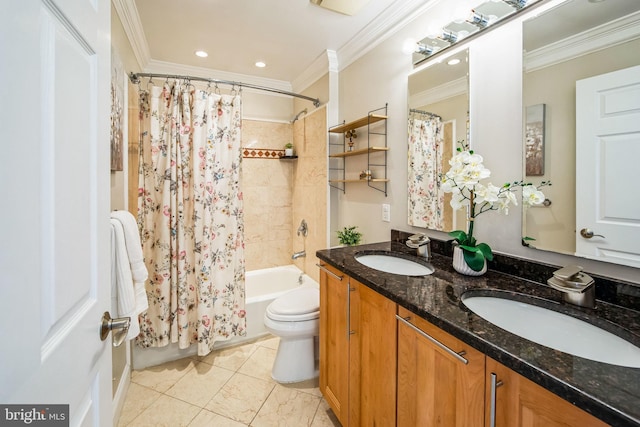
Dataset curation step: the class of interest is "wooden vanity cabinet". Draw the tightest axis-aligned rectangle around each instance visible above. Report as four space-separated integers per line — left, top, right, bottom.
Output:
320 263 610 427
349 277 397 426
397 306 485 427
486 357 608 427
319 263 349 425
318 263 397 427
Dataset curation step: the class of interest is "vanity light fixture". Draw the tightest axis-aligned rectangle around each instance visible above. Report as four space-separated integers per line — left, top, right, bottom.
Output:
441 28 458 43
194 50 208 58
503 0 528 9
468 10 491 28
416 43 437 56
255 61 266 68
410 0 542 65
402 39 439 56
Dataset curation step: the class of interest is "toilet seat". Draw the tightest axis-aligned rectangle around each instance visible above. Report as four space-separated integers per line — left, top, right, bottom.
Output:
266 287 319 322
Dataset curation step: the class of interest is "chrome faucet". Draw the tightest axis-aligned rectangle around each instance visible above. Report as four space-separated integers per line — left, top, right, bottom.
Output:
297 219 308 237
292 250 306 260
547 265 595 308
406 233 431 260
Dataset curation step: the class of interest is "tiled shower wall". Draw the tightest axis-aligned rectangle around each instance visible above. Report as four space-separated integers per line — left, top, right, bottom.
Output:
292 107 327 283
241 107 327 281
242 120 295 271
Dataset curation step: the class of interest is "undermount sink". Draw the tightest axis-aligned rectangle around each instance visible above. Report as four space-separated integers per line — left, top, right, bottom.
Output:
461 293 640 368
355 253 433 276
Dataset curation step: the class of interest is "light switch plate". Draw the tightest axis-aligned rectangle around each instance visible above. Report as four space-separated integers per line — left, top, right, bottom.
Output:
382 204 390 222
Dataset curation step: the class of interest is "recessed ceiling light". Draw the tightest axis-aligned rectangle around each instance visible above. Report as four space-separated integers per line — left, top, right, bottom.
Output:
448 58 461 65
255 61 266 68
195 50 208 58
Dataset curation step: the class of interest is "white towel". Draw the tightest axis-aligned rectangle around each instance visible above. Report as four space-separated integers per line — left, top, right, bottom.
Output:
111 219 140 340
110 210 148 284
110 210 149 340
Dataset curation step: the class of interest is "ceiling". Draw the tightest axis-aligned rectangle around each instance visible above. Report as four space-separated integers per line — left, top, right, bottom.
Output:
523 0 640 52
121 0 640 89
128 0 427 85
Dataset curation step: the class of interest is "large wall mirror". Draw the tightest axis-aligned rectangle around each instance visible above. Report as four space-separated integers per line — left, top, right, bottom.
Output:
407 49 469 231
522 0 640 266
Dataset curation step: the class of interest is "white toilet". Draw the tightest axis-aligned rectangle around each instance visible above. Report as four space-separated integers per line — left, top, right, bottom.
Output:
263 286 320 383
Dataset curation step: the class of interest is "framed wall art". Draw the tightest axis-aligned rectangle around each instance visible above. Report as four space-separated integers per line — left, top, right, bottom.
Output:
525 103 545 176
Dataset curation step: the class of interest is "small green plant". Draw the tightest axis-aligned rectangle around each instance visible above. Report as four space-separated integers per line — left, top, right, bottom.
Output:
284 142 293 149
337 226 362 246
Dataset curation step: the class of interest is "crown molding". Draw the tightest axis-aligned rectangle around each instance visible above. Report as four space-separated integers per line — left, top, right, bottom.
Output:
143 59 293 92
114 0 437 92
327 49 339 73
292 51 329 92
112 0 151 69
409 76 467 107
524 12 640 73
336 0 439 72
292 49 341 93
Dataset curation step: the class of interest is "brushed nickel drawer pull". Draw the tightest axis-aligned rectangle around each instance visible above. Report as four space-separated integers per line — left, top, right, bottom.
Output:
316 263 344 281
347 281 352 340
396 314 468 364
489 373 504 427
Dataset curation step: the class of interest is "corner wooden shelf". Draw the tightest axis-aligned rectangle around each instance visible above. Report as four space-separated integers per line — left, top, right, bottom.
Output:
329 178 390 184
329 147 389 158
328 114 388 134
328 104 388 196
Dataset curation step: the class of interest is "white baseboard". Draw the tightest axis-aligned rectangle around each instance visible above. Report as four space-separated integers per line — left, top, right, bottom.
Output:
112 362 131 426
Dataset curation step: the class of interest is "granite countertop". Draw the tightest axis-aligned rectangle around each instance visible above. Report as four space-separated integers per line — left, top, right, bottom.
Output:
316 241 640 427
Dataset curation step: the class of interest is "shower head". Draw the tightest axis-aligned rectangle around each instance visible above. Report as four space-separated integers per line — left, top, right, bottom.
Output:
291 109 308 123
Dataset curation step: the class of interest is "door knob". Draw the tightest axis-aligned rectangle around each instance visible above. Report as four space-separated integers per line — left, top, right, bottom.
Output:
580 228 605 239
100 311 130 347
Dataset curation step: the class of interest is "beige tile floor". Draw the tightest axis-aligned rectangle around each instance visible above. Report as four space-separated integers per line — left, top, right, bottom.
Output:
117 335 341 427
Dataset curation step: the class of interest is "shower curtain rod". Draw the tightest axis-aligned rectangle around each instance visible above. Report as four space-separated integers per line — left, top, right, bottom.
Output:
409 108 441 119
129 72 321 107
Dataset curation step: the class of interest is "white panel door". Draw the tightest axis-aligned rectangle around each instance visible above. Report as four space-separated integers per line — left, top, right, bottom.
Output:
576 65 640 268
0 0 112 425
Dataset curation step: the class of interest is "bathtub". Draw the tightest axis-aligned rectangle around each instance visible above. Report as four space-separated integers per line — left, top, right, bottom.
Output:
132 264 318 369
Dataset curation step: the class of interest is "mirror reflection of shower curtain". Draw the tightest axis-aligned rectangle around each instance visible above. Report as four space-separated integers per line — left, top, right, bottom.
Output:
137 81 246 356
408 114 444 229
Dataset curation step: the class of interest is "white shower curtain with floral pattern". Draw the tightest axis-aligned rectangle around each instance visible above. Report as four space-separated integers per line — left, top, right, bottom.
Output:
407 115 444 229
137 82 245 356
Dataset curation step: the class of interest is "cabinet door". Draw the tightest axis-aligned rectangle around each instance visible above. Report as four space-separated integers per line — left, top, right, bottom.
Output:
486 357 608 427
397 306 485 427
319 263 349 426
349 279 398 427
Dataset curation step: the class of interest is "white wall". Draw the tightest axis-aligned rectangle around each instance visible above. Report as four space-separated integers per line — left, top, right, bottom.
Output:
333 1 640 284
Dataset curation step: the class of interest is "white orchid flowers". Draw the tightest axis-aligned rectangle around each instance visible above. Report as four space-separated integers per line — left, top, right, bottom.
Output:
523 184 547 206
440 148 550 272
442 150 547 216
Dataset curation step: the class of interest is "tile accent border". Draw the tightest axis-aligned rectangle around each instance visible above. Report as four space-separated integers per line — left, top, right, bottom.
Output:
242 148 285 159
